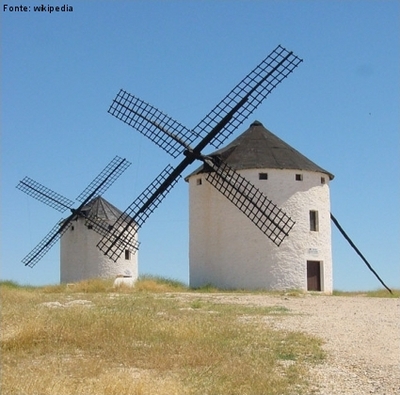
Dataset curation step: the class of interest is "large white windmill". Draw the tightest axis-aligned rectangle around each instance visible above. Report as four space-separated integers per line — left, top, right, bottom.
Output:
186 121 334 292
97 45 391 294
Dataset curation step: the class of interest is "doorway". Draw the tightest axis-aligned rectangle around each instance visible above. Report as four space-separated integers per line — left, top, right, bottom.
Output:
307 261 321 291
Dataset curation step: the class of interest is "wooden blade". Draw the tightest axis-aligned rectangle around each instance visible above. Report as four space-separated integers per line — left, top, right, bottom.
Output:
76 156 131 203
97 165 181 261
84 215 140 255
16 177 74 213
108 91 194 158
22 217 73 268
192 45 303 149
205 158 295 246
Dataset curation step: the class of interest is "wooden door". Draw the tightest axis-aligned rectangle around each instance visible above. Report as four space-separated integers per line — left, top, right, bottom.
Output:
307 261 321 291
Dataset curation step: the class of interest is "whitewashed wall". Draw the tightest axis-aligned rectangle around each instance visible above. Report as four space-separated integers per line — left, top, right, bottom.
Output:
188 168 333 293
60 218 138 283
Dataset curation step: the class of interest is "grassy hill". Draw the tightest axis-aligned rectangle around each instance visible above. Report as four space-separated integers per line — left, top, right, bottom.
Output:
1 277 395 395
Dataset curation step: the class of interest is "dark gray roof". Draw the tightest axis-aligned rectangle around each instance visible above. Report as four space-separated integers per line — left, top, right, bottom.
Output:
187 121 334 180
80 196 124 221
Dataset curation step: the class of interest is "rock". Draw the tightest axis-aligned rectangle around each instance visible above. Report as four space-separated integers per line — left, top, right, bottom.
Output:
113 276 135 288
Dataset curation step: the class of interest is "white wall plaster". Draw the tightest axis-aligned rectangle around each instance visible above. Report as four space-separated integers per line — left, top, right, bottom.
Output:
60 218 138 283
188 168 333 293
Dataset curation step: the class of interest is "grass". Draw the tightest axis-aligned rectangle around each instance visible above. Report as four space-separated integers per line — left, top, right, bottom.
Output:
1 277 326 395
332 288 400 298
28 276 188 294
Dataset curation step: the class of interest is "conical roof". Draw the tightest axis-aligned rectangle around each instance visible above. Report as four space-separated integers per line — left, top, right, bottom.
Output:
80 196 124 221
187 121 334 179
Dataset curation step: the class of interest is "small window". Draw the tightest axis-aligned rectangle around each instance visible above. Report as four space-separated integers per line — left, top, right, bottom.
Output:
70 226 74 231
321 177 326 185
295 174 303 181
87 224 93 230
309 210 319 232
196 178 202 185
259 173 268 180
124 250 130 260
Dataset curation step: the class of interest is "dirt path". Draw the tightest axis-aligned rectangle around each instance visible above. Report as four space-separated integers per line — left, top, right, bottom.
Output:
173 293 400 395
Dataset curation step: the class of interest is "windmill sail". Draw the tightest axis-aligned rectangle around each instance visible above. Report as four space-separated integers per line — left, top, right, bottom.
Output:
22 219 72 268
98 165 180 261
108 92 193 158
84 214 140 253
76 156 131 202
204 158 295 246
16 177 74 213
192 45 303 149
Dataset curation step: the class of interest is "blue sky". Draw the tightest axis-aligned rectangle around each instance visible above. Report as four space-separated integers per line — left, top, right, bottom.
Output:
1 1 399 291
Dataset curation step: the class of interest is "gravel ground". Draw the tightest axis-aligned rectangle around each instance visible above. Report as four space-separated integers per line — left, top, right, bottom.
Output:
174 293 400 395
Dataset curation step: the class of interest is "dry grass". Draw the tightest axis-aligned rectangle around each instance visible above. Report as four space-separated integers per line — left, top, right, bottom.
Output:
37 276 188 294
332 288 400 298
1 278 325 395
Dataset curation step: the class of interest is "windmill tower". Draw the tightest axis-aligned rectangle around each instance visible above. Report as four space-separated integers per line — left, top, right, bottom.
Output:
60 196 138 283
186 121 334 293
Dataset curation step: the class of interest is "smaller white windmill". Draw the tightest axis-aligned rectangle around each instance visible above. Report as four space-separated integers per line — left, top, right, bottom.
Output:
16 156 139 284
60 196 138 283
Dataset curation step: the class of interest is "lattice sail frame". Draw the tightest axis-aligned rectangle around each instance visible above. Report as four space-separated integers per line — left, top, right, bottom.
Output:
97 165 180 261
22 220 71 268
85 215 140 252
193 45 303 149
108 93 193 158
76 156 131 202
205 159 295 246
100 45 302 260
16 177 74 213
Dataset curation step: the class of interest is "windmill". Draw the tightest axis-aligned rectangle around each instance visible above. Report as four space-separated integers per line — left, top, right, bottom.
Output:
97 44 392 294
97 45 302 261
17 156 137 268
